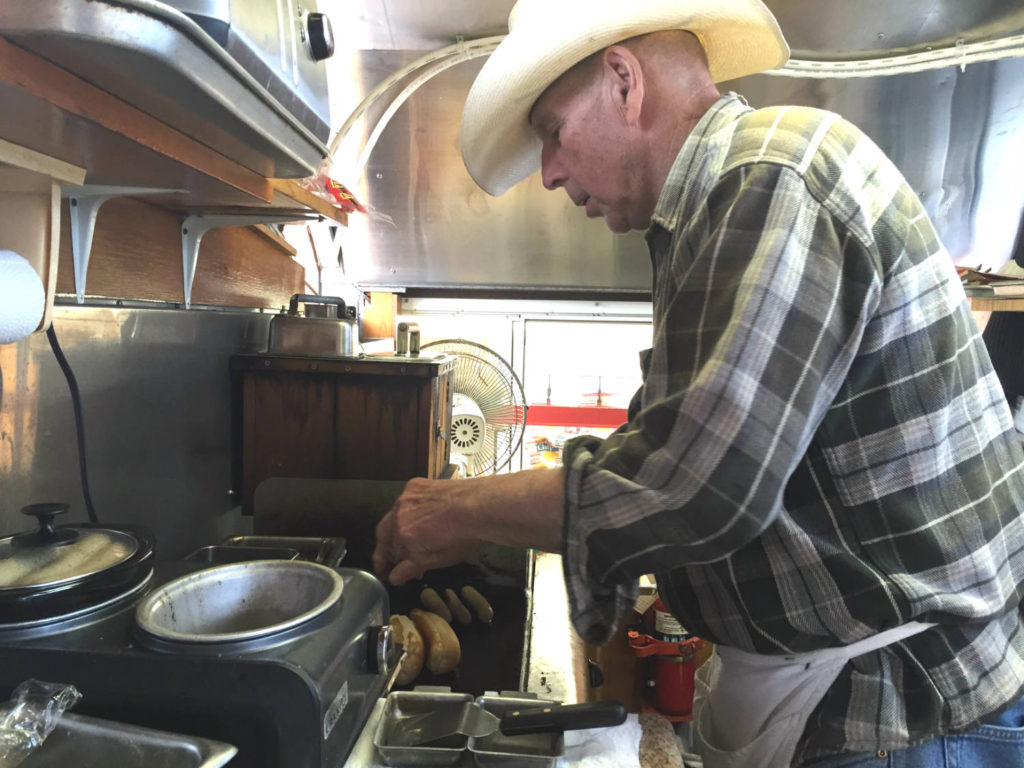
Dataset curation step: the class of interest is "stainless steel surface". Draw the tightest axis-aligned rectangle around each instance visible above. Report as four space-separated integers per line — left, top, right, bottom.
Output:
329 1 1024 291
19 712 237 768
267 314 357 356
0 514 138 593
398 702 501 747
375 623 398 676
184 544 300 563
0 305 269 560
335 0 1024 54
220 534 348 566
0 0 329 177
161 0 334 134
266 294 358 356
374 689 473 766
0 574 151 637
134 559 344 643
469 695 562 768
527 552 588 705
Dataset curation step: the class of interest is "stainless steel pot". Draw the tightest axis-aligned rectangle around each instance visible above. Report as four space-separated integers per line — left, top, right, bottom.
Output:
0 503 155 626
134 559 344 645
266 293 357 357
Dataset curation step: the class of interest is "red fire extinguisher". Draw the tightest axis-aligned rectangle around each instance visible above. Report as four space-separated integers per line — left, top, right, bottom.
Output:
628 596 703 720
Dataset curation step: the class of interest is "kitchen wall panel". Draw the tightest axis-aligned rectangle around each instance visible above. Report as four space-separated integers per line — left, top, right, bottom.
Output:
0 305 271 557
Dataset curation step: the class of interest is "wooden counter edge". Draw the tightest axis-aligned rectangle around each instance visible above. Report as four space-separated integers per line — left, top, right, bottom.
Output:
270 179 349 226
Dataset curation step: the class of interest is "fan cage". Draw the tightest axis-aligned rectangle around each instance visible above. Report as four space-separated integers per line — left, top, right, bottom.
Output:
422 339 528 476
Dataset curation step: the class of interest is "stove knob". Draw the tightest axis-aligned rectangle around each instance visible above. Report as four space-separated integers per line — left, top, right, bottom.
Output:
371 624 398 675
306 13 335 61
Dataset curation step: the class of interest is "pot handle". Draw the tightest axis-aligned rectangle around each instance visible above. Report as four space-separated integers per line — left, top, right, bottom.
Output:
15 503 78 547
287 294 352 318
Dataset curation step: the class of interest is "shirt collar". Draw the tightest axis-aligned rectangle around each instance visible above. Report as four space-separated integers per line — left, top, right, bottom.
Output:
648 92 751 236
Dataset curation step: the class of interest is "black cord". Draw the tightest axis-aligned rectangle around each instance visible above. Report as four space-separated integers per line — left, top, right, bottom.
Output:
45 324 99 523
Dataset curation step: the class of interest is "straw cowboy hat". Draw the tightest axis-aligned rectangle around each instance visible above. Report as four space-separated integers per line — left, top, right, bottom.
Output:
460 0 790 196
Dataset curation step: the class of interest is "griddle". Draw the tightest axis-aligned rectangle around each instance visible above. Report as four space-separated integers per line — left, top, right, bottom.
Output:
252 477 532 695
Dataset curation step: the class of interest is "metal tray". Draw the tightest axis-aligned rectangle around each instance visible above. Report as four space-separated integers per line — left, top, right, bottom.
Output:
221 535 347 567
185 544 299 563
374 689 473 766
468 695 563 768
19 712 237 768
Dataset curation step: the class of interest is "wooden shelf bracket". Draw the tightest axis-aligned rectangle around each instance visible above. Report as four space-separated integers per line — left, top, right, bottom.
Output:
62 185 186 304
181 212 320 308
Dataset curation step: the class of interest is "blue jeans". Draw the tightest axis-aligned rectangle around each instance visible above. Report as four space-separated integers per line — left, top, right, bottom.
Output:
802 696 1024 767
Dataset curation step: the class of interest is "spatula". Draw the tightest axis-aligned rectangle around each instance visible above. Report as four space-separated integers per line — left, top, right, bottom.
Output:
396 700 627 747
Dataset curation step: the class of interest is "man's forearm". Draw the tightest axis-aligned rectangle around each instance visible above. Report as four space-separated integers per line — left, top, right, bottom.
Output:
459 467 565 553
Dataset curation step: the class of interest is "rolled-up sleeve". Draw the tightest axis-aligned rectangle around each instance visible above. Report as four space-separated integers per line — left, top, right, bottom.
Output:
560 163 882 643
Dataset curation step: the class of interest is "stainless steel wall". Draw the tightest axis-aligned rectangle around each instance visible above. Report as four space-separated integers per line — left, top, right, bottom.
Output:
335 2 1024 292
0 304 271 557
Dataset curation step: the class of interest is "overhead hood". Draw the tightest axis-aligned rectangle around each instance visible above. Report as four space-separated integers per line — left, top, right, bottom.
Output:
0 0 336 179
331 0 1024 295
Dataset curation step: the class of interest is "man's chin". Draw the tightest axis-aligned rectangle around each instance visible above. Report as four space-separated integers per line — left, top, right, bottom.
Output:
603 216 632 234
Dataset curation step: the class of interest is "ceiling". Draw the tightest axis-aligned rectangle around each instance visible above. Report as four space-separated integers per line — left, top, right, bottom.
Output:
319 0 1024 293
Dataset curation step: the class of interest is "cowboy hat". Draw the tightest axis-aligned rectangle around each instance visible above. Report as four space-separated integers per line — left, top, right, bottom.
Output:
460 0 790 196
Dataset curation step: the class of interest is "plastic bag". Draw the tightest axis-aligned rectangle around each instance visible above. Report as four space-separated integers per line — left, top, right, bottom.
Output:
299 158 367 215
0 680 81 768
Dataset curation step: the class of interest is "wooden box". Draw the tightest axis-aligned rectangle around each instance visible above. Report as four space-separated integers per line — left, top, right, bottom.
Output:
232 353 455 513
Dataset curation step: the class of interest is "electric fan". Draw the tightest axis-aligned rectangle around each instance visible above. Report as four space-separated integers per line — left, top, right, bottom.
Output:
421 339 527 476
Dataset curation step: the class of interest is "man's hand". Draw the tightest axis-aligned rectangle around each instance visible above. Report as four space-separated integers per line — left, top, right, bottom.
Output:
372 468 566 586
372 477 478 584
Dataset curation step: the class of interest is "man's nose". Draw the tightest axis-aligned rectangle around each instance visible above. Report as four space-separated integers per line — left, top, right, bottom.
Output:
540 145 566 190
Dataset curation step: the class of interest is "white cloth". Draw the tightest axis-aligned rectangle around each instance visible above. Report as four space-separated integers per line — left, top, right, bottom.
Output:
560 713 642 767
694 622 935 768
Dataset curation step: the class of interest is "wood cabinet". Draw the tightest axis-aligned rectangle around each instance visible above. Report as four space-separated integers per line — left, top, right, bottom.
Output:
233 354 456 513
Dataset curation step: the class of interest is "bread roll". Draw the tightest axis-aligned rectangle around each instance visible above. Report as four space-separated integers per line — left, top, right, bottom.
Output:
389 614 425 685
409 609 461 675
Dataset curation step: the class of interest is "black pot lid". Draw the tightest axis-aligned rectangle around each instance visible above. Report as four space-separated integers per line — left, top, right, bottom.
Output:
0 503 139 591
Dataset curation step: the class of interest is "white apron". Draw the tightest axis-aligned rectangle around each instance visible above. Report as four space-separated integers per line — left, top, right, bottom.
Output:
694 622 935 768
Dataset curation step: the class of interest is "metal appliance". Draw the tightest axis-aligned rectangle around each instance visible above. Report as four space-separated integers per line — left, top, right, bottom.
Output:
0 559 395 768
0 0 335 177
266 294 359 358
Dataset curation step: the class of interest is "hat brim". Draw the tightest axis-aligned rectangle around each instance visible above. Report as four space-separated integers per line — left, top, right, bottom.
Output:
460 0 790 196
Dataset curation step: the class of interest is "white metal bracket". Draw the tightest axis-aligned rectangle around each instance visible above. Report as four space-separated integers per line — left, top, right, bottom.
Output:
61 185 185 304
180 213 320 308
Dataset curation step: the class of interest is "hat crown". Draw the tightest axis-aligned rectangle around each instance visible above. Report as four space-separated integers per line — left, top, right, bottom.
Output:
462 0 790 196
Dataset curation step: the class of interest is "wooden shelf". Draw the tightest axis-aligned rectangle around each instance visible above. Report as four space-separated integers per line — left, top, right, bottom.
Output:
968 296 1024 312
0 35 336 222
0 35 345 309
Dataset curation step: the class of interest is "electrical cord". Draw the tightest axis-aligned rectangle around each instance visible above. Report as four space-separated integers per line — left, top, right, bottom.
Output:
45 324 99 524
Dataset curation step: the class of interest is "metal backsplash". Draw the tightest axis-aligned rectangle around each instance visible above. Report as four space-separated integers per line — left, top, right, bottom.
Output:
0 305 271 558
334 0 1024 292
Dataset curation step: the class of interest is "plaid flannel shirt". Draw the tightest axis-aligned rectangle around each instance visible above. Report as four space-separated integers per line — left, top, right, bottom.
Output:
561 93 1024 760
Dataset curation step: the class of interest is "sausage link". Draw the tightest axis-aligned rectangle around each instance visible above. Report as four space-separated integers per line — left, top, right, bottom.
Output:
460 585 494 624
444 588 472 625
420 587 452 623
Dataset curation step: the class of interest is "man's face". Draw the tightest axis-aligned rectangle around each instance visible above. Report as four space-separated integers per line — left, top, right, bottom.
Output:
529 66 647 233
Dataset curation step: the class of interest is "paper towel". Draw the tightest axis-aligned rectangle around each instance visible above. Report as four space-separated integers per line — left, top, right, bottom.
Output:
0 249 45 344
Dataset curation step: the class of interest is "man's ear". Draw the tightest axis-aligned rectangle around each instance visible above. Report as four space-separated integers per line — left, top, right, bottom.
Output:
602 45 644 126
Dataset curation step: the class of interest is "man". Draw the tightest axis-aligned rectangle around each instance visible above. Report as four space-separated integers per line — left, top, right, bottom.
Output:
373 1 1024 764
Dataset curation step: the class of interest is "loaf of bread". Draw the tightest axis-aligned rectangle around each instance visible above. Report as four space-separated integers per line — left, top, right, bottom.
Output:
389 614 425 685
409 609 461 675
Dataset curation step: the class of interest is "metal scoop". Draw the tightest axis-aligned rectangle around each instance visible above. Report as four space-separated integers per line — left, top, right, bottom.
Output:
397 700 627 747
